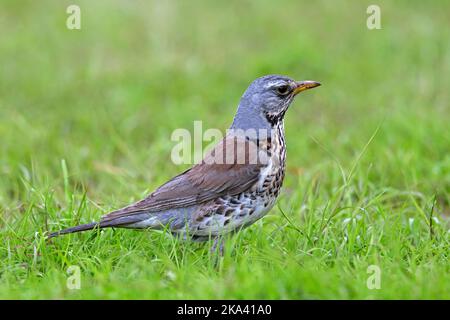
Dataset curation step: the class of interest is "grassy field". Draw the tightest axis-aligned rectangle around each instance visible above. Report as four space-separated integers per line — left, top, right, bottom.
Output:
0 0 449 299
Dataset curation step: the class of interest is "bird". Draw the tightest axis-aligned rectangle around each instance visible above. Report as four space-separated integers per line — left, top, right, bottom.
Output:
48 75 321 249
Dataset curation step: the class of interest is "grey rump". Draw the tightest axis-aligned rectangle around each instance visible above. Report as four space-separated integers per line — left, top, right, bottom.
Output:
48 75 320 241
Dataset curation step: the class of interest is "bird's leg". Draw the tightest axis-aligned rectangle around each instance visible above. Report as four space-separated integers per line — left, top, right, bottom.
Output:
211 237 224 256
210 237 225 269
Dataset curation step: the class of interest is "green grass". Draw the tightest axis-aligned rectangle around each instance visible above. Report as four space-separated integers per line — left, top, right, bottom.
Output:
0 0 449 299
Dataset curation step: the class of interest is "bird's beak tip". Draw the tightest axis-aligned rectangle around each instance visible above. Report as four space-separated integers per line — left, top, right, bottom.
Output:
293 80 321 95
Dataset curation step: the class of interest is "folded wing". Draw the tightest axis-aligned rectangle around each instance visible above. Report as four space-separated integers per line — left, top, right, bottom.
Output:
101 135 264 222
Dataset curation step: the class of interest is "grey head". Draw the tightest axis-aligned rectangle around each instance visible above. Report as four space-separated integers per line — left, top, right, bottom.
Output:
230 75 320 132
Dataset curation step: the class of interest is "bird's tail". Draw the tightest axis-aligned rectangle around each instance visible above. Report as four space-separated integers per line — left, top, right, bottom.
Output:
47 213 150 239
47 222 102 239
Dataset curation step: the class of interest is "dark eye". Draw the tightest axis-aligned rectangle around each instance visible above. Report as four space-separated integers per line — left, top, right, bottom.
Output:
276 85 290 95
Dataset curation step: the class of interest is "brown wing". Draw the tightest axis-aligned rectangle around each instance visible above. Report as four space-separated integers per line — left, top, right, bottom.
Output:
101 135 265 222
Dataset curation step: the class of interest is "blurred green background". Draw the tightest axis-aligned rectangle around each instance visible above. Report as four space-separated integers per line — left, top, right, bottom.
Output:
0 0 448 299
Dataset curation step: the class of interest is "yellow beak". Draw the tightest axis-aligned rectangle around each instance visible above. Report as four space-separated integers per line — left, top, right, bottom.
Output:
293 80 321 95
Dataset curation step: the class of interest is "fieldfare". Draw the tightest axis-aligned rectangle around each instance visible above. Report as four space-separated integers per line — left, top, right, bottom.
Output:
49 75 321 244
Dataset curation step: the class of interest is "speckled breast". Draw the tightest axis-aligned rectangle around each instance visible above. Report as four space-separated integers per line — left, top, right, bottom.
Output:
189 122 287 238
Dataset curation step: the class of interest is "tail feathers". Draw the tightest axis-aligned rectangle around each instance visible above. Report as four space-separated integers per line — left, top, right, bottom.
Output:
47 222 101 239
47 213 152 239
